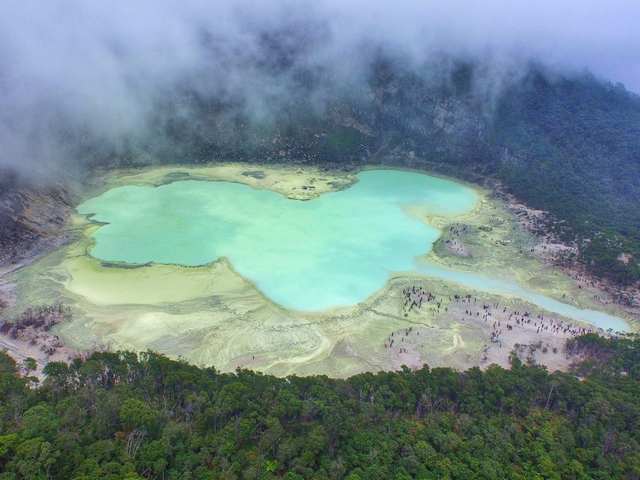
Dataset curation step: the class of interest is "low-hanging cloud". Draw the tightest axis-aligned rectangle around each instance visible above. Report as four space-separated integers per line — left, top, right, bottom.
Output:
1 0 639 176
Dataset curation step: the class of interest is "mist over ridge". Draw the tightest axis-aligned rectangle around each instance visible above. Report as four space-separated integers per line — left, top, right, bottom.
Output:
1 0 639 175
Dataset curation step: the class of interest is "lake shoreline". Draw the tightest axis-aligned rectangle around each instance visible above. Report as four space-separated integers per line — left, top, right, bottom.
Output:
1 162 637 377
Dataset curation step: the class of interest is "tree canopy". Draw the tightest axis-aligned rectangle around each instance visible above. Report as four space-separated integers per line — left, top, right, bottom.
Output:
2 335 640 479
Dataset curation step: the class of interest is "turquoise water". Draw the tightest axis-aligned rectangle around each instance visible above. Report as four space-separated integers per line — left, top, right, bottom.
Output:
78 169 629 330
79 170 476 310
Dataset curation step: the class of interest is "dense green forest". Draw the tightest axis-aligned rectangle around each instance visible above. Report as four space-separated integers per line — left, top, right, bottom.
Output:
2 335 640 479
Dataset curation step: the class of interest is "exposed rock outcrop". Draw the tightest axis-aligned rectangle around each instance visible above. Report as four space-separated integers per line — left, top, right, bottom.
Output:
0 170 74 269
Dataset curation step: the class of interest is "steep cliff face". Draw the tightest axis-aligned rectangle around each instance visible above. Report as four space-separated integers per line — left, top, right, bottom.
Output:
0 173 74 268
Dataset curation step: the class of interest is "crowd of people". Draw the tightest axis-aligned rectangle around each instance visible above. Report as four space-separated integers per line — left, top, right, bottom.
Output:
383 326 420 351
402 286 438 314
394 283 604 360
455 296 598 348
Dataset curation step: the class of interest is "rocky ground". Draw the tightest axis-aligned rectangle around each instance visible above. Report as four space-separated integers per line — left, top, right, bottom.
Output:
0 173 75 268
0 171 82 374
0 303 80 378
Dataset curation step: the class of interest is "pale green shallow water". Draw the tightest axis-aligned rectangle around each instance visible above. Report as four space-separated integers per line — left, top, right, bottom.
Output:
78 169 629 331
